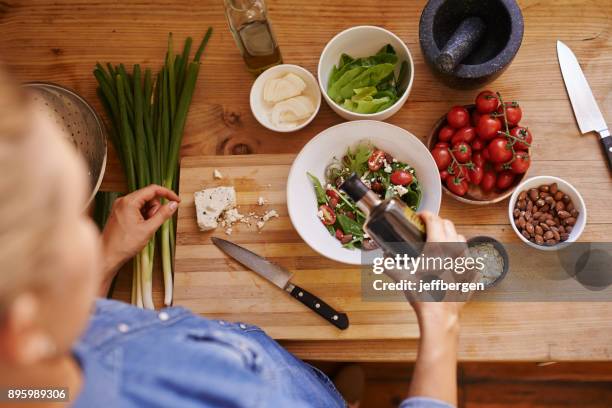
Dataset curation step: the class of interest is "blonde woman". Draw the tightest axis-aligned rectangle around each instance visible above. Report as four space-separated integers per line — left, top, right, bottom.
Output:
0 70 462 408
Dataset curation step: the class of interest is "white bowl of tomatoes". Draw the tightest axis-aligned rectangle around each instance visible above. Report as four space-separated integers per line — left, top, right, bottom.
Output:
426 91 532 204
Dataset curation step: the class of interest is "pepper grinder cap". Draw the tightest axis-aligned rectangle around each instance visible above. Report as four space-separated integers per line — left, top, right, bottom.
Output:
340 173 370 202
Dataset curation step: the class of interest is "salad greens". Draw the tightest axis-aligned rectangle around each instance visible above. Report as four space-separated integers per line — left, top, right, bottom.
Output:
308 142 422 250
327 45 409 114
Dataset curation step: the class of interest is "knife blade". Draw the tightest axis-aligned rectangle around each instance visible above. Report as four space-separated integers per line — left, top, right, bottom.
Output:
557 40 612 171
211 237 349 330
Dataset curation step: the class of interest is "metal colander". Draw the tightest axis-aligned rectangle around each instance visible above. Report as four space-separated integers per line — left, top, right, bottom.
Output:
23 82 107 206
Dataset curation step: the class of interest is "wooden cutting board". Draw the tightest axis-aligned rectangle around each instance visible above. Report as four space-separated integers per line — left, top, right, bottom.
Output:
174 154 418 340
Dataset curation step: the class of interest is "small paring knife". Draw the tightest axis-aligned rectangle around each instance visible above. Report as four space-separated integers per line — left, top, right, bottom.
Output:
557 40 612 171
211 237 349 330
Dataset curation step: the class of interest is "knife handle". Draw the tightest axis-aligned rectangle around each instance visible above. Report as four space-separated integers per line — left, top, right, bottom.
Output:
288 284 349 330
599 133 612 172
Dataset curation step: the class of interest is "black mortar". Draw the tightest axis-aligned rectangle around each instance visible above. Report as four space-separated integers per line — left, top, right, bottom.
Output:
419 0 524 89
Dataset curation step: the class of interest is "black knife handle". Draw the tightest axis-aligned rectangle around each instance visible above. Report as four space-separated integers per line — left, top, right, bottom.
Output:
288 284 349 330
600 134 612 172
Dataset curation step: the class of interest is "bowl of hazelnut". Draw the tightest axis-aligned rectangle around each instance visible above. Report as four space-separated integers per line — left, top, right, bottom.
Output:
508 176 586 250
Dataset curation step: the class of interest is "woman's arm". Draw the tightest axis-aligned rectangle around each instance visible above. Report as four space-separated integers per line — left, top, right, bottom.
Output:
98 185 180 296
406 212 466 407
408 304 461 406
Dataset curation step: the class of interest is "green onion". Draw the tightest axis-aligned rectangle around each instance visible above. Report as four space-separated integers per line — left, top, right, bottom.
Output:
93 29 212 308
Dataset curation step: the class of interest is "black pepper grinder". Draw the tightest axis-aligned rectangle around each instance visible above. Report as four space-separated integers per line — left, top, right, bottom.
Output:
341 174 426 257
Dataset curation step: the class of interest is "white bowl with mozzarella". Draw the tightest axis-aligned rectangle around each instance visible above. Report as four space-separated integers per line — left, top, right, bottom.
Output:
250 64 321 132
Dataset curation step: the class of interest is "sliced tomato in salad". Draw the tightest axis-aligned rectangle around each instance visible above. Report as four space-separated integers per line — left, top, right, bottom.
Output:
318 204 336 225
367 149 386 171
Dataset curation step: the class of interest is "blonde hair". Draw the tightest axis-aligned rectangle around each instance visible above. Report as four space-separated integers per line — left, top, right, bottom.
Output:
0 69 63 315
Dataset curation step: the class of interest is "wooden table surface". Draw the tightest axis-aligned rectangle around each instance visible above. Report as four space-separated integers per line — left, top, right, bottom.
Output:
2 0 611 361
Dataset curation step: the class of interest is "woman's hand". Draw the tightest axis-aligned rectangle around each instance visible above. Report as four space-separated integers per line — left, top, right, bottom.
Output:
411 211 466 323
100 185 180 284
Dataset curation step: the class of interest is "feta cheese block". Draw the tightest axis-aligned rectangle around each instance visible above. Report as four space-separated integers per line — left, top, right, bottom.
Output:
194 187 236 231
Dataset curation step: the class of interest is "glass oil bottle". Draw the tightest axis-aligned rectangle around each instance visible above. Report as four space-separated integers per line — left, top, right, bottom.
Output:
224 0 283 74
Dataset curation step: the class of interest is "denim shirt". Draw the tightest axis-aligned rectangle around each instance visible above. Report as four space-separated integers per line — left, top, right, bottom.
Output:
72 299 453 408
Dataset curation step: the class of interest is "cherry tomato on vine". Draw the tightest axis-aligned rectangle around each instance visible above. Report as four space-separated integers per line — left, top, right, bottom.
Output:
468 165 484 185
471 110 482 127
497 102 522 126
510 151 530 174
319 204 336 225
496 170 515 190
449 162 468 179
510 126 532 151
439 170 450 181
447 106 470 129
446 176 469 196
452 126 476 145
475 90 499 113
452 142 472 163
431 147 451 170
487 137 513 163
367 149 386 171
471 137 485 151
438 125 455 142
435 142 450 149
481 170 497 192
493 162 507 173
477 114 502 140
482 147 491 162
472 151 485 168
390 170 413 185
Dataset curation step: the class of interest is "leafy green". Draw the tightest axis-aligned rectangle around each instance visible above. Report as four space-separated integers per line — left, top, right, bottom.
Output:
307 172 327 205
344 143 372 174
344 95 392 114
402 179 422 210
327 44 405 113
337 214 364 237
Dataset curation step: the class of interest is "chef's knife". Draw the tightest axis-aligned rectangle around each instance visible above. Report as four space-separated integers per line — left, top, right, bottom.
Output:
557 40 612 171
211 237 349 330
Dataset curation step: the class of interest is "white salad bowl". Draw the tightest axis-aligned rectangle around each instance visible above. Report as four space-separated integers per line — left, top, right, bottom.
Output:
508 176 587 251
250 64 321 132
287 120 441 265
317 25 415 121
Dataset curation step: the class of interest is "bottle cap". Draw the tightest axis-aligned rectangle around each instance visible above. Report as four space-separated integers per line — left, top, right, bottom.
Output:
340 173 370 202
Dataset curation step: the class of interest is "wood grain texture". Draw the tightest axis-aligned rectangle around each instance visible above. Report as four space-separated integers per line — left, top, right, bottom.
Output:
2 0 611 360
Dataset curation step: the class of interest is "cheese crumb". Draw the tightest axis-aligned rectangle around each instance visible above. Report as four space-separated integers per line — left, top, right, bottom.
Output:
262 209 278 221
394 185 409 197
213 169 223 179
257 196 266 206
257 209 279 231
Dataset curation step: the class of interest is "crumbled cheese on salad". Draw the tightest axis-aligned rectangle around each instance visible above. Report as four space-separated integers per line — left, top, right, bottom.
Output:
383 160 392 173
360 176 371 188
394 185 409 197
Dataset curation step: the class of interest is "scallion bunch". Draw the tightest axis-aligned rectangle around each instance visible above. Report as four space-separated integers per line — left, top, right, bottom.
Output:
94 28 212 308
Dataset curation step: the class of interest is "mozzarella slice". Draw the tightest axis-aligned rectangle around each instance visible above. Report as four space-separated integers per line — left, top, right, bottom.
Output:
271 96 315 128
263 73 307 103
